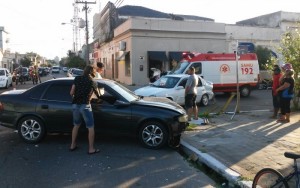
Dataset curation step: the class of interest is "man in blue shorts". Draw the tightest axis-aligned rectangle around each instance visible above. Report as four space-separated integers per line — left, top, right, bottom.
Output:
69 65 101 154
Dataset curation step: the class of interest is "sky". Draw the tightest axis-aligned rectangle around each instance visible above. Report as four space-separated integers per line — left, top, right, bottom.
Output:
0 0 299 60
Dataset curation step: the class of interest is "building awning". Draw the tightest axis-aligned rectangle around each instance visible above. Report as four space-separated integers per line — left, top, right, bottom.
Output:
168 51 183 62
116 51 129 61
148 51 168 62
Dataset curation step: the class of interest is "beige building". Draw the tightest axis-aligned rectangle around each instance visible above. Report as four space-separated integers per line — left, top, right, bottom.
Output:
92 4 300 86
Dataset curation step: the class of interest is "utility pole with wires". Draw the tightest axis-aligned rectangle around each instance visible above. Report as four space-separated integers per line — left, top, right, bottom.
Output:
76 1 96 65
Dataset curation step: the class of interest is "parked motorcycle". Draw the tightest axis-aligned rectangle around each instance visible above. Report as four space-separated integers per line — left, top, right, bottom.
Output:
258 79 272 90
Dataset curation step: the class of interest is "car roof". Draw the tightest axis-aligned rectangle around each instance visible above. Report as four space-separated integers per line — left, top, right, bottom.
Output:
49 77 116 85
164 74 190 78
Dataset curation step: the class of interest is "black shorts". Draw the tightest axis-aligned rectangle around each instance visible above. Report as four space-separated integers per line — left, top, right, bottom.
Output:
185 94 197 108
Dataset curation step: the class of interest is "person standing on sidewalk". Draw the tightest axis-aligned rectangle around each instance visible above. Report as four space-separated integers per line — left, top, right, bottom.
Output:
270 65 282 118
276 66 294 123
69 65 101 154
185 67 198 121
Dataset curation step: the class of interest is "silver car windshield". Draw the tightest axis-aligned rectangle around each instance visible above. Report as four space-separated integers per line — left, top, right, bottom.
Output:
169 61 189 74
152 76 180 88
110 83 139 102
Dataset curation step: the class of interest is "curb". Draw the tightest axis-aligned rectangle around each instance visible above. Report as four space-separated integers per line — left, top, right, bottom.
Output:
180 140 252 187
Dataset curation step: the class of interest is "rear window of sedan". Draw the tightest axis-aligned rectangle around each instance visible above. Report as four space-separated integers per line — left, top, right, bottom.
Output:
42 83 72 102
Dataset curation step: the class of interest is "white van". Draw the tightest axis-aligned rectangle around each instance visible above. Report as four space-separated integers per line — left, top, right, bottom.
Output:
52 66 60 73
0 68 13 88
169 53 260 97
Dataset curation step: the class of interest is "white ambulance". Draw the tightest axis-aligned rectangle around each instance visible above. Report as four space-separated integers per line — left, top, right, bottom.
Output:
169 52 260 97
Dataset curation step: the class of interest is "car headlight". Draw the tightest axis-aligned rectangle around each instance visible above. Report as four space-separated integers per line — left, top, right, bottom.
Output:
178 115 188 122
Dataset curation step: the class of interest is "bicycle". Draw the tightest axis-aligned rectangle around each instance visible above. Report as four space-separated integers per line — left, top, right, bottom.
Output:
252 152 300 188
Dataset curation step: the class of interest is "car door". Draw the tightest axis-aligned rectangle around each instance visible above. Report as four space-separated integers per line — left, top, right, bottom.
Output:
196 77 206 103
92 85 134 135
175 78 187 105
37 82 74 132
5 69 12 86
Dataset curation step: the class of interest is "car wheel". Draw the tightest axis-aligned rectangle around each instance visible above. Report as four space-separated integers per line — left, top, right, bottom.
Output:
139 121 168 149
17 116 46 144
200 94 209 106
240 86 251 97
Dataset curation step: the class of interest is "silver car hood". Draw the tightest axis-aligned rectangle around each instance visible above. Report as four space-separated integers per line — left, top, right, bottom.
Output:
134 96 186 114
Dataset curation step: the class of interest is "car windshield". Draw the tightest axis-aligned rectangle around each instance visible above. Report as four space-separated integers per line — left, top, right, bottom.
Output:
152 76 180 88
110 82 139 102
169 60 189 74
0 70 5 76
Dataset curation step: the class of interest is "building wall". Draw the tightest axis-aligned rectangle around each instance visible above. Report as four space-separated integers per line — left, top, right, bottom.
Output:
236 11 300 32
93 11 300 86
225 24 281 53
111 18 227 85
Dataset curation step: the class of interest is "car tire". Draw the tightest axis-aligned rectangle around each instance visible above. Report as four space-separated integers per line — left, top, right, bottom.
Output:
17 116 46 144
138 121 168 149
200 94 209 106
240 86 251 97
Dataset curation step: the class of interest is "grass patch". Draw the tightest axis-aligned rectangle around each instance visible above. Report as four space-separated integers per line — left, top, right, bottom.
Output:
185 123 198 131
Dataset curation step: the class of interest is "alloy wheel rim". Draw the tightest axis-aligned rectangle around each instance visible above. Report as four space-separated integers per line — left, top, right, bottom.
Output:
142 125 163 147
20 119 41 141
202 95 208 105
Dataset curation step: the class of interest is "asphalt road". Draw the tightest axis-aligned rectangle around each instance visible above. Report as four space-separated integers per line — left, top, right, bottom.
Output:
0 72 217 188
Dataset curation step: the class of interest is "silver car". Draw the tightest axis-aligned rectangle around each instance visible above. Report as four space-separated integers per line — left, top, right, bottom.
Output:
134 74 214 106
0 68 12 88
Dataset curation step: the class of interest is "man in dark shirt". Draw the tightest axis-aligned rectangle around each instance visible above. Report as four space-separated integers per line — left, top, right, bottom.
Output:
69 65 101 154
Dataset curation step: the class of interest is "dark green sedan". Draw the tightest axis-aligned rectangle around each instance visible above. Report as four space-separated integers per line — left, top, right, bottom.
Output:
0 78 188 149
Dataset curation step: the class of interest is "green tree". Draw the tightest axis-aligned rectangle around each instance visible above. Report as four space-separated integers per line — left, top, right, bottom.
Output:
277 27 300 110
255 45 272 70
65 50 85 69
20 57 31 67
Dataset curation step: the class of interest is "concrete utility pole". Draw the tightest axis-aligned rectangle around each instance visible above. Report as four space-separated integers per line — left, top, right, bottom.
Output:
75 1 96 65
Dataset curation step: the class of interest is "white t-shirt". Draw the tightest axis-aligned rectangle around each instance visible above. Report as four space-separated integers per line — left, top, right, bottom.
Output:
95 72 102 79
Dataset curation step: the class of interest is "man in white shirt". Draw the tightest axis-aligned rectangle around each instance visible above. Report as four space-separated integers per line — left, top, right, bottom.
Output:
185 67 198 121
95 62 104 79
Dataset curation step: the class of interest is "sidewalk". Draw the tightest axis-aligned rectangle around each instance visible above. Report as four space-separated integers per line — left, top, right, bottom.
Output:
181 110 300 187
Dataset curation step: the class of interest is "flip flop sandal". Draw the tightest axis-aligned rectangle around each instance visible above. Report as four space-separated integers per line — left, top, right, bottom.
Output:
88 149 100 155
69 146 78 152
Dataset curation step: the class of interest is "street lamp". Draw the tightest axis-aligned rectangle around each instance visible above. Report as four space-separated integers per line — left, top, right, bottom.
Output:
61 22 78 53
